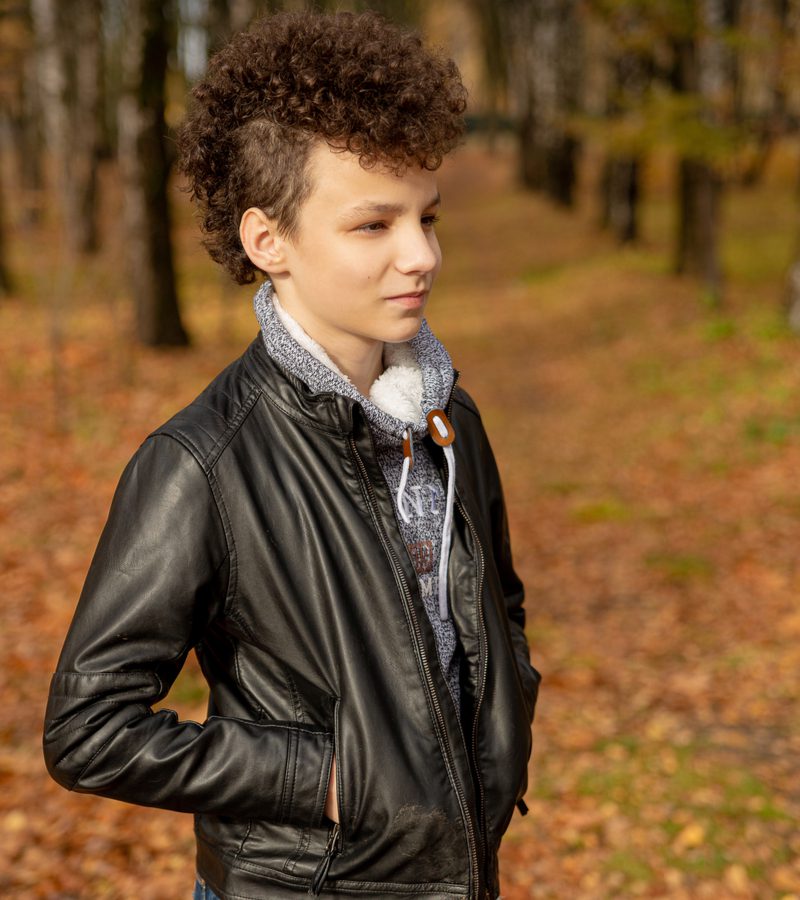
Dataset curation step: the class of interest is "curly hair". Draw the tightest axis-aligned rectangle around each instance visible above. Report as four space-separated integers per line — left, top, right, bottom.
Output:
177 10 468 284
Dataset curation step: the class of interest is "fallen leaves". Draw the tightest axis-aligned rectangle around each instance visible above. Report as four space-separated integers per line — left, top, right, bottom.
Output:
2 141 800 898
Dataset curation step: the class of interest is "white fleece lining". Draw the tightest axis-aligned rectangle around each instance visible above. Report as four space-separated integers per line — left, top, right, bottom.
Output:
272 292 424 423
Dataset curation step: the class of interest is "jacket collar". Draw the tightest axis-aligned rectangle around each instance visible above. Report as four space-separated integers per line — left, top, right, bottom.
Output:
243 334 354 434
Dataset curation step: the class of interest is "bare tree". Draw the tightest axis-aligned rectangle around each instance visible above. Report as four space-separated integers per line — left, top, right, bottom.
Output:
597 7 653 244
499 0 583 206
468 0 508 148
672 0 740 304
30 0 102 253
3 0 43 227
118 0 187 346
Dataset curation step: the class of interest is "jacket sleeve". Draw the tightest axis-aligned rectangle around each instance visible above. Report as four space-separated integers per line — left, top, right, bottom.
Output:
42 433 334 826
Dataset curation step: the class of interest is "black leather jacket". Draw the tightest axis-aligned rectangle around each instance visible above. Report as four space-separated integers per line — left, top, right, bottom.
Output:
43 335 540 899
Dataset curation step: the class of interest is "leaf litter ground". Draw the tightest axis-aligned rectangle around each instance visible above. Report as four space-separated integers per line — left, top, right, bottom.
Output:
1 139 798 898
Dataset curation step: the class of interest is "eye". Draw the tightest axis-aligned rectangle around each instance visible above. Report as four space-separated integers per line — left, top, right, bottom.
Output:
422 214 441 228
356 221 387 233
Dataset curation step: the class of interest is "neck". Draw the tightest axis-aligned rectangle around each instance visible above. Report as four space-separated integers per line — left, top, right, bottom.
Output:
274 291 385 395
326 336 384 395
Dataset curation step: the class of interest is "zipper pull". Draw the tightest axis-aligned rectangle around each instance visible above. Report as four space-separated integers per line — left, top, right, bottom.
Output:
516 798 529 816
310 822 341 895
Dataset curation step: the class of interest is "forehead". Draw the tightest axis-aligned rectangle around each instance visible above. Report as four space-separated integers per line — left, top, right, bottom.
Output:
303 141 439 213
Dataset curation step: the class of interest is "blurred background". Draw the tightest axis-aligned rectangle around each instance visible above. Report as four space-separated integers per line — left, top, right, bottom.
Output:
2 0 800 897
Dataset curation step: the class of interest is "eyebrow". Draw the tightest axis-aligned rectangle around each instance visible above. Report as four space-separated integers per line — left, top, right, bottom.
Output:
341 193 441 219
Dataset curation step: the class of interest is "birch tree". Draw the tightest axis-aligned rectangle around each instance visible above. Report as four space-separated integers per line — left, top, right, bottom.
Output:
500 0 584 206
30 0 101 254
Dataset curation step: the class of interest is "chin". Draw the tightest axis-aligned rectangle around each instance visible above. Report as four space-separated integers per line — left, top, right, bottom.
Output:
384 318 423 343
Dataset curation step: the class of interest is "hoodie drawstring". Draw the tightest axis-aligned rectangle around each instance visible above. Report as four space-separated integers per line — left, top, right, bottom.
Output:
397 428 415 524
427 410 456 621
397 411 456 621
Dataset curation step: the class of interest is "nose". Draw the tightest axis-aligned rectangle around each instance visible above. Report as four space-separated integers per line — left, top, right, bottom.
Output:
395 223 440 276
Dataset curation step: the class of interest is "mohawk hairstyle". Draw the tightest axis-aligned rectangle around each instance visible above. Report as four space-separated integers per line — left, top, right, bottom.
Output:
177 9 468 284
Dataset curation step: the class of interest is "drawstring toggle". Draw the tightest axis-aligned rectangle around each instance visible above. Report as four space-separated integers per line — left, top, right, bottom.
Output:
426 409 455 447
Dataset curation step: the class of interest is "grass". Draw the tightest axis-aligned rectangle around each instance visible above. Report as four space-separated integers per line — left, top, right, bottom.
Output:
555 735 796 890
644 552 715 583
571 498 633 524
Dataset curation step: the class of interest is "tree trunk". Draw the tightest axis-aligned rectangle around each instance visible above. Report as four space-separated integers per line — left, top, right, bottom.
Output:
673 0 736 304
468 0 507 150
676 157 723 295
30 0 101 254
598 22 651 244
118 0 188 347
501 0 583 206
0 172 13 296
73 0 102 250
9 20 44 228
600 157 640 244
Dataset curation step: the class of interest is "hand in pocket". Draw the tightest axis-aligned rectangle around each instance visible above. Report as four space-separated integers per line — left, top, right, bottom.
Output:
324 753 339 824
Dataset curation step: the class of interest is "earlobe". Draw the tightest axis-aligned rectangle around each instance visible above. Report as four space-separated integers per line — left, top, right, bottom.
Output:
240 207 288 275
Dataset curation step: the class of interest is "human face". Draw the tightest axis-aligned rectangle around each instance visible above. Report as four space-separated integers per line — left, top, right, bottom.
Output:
271 142 442 360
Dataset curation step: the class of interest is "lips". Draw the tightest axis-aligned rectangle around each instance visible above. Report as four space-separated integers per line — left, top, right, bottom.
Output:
386 289 427 300
386 290 427 309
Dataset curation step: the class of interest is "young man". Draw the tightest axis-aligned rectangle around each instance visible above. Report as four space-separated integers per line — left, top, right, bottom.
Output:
43 10 540 899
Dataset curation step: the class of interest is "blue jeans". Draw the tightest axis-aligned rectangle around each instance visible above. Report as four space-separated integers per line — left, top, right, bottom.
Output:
193 878 222 900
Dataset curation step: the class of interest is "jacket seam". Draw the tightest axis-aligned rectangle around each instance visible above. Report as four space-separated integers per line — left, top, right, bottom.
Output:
243 342 345 436
206 384 262 469
278 722 293 824
232 819 253 864
46 670 163 700
282 823 311 875
152 432 237 618
259 388 343 435
204 716 329 736
312 735 330 828
227 635 267 719
155 381 261 473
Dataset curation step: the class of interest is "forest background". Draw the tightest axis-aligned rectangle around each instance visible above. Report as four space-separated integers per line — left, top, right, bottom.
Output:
1 0 799 897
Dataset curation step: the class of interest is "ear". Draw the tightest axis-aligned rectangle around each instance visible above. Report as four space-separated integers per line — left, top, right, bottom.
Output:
239 207 290 276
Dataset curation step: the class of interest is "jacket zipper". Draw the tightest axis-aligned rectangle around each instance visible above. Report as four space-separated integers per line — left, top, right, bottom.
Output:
310 821 341 895
347 429 481 898
444 375 490 876
454 493 488 858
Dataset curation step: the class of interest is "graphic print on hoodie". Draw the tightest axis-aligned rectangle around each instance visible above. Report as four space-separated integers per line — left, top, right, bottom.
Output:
253 280 462 710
